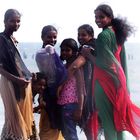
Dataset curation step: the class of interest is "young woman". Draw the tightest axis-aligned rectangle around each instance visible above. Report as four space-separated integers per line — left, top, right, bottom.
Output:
57 38 85 140
77 24 96 140
0 9 33 140
35 25 66 140
81 4 140 140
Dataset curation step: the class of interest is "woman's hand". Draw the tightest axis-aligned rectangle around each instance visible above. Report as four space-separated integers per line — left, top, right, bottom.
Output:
16 77 30 88
80 47 95 63
0 66 30 88
80 47 91 58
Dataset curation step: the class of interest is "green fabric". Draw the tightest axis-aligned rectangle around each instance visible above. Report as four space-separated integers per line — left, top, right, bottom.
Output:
95 28 129 89
94 80 125 140
94 28 129 140
95 28 122 88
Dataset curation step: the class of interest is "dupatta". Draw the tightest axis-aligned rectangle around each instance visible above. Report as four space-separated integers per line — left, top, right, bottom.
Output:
92 28 140 139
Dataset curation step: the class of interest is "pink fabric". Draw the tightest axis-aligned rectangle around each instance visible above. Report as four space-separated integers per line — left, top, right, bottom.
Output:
114 45 121 62
57 76 78 105
91 46 140 140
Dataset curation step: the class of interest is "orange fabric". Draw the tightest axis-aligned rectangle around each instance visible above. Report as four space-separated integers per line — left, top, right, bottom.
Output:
39 109 64 140
0 76 33 139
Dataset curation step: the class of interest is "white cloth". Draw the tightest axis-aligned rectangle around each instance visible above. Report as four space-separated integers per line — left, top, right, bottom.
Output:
35 45 56 86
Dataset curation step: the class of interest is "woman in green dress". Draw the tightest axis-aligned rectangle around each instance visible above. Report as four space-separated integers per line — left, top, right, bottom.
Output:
81 4 140 140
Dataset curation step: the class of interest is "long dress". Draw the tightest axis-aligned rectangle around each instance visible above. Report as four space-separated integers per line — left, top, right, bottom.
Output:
78 39 96 140
0 33 33 140
91 28 140 140
35 45 67 140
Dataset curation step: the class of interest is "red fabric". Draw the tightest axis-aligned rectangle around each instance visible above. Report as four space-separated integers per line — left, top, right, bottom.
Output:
90 46 140 140
114 45 121 62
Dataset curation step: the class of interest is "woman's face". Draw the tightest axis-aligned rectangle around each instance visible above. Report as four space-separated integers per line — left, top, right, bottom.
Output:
78 29 93 45
42 30 57 46
60 46 73 61
5 14 21 32
95 10 112 28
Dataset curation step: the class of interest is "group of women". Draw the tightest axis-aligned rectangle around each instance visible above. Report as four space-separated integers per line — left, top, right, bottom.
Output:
0 4 140 140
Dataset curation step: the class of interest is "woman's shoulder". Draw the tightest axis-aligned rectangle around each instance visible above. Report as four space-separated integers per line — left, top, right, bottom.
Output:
98 28 114 39
0 33 8 49
100 28 112 34
0 33 6 41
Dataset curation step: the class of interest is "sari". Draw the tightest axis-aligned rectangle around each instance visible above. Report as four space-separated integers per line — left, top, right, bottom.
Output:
91 28 140 140
0 33 33 140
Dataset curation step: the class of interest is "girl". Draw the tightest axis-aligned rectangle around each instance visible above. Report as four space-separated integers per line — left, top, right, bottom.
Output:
32 72 47 114
31 72 47 140
35 25 66 140
57 38 85 140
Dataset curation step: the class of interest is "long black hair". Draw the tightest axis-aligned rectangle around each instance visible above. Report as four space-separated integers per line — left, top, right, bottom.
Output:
95 4 134 45
60 38 79 62
41 25 57 39
78 24 94 38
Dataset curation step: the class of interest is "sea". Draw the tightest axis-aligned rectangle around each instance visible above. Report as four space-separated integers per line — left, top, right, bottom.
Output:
0 42 140 140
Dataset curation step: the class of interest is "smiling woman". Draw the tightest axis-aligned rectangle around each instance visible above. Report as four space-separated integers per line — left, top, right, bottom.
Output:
0 1 140 140
0 0 139 43
82 4 140 140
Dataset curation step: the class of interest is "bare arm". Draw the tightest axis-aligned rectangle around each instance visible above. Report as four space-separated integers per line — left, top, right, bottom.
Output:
67 47 95 78
57 55 86 97
74 68 85 121
67 55 86 78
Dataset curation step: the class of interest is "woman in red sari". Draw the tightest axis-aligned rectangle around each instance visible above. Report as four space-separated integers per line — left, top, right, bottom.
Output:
81 4 140 140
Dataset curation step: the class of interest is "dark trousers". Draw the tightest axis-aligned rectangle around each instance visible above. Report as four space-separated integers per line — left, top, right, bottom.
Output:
59 103 79 140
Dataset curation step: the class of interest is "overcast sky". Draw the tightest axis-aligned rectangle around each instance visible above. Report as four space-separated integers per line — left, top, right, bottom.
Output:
0 0 139 43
